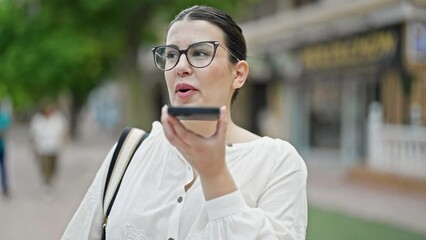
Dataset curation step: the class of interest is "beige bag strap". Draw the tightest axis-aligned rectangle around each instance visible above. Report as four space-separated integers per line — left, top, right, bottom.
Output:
101 127 148 235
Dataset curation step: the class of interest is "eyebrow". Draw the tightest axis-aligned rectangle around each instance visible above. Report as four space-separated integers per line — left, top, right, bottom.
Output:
164 40 220 49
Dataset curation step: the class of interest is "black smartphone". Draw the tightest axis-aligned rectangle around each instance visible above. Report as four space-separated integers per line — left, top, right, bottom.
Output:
167 106 220 120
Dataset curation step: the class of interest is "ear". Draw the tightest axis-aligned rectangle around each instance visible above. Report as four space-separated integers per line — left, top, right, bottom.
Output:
232 60 249 90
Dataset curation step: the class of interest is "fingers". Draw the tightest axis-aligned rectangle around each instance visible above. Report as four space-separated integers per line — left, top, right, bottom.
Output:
161 105 181 145
161 105 190 148
214 106 227 142
161 105 229 176
161 105 228 147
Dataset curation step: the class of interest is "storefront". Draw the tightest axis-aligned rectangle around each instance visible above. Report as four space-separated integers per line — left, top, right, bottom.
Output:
241 0 426 165
293 27 401 163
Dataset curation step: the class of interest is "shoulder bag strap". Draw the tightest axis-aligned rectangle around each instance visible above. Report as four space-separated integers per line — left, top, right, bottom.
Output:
101 127 149 239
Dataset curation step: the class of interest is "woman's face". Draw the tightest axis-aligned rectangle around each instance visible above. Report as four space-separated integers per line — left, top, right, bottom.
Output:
165 20 238 107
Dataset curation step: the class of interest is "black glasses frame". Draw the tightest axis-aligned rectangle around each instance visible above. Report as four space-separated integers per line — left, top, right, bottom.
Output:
152 41 240 71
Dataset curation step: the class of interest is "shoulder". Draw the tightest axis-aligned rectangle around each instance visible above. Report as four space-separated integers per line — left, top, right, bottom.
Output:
232 136 304 165
0 111 11 128
229 125 261 144
30 113 43 124
255 137 307 174
124 121 163 142
0 110 9 117
0 111 10 121
53 111 67 121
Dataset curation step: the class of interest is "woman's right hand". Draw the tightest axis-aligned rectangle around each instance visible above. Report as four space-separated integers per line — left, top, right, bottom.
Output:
161 105 237 200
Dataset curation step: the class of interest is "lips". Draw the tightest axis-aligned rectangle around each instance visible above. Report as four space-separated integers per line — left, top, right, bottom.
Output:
175 83 198 98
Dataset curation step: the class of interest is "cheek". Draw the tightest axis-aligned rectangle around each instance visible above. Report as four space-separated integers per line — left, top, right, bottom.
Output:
203 70 234 99
164 72 175 93
205 62 232 83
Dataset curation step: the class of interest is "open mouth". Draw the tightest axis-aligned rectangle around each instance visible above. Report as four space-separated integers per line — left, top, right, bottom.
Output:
175 83 197 93
175 83 197 98
177 88 191 93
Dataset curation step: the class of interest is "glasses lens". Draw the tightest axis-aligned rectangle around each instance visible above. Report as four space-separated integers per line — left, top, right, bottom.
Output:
187 42 215 68
154 46 179 71
153 42 217 71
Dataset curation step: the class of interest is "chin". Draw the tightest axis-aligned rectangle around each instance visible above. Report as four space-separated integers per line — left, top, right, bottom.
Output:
172 100 201 107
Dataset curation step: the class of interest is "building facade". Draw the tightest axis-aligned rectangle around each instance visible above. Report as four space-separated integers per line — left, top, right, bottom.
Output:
241 0 426 166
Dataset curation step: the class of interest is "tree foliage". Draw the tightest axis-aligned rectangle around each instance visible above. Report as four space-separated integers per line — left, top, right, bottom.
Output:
0 0 255 125
0 0 123 109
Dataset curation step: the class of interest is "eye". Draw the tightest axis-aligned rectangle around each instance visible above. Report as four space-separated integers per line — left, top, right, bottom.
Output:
165 49 179 60
189 44 213 59
192 49 210 58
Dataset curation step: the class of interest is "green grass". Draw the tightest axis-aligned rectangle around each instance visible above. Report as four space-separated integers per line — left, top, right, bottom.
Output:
307 207 426 240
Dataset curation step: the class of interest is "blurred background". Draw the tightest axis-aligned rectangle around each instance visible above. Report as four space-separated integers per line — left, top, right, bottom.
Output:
0 0 425 239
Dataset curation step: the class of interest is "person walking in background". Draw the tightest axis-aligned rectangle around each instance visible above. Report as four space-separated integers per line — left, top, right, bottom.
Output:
0 100 12 197
30 102 69 189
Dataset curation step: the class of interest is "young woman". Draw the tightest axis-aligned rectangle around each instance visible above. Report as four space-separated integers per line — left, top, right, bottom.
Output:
63 5 307 240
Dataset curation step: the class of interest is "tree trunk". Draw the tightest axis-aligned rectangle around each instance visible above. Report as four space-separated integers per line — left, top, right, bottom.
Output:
122 69 155 130
120 35 155 130
69 91 84 140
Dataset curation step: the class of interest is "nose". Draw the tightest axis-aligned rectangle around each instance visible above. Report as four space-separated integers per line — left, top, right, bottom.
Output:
175 53 192 76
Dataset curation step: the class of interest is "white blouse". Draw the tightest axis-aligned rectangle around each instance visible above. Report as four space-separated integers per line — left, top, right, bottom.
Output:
30 111 68 155
62 121 307 240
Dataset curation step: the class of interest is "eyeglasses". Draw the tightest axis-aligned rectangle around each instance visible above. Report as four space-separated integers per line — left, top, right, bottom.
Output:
152 41 240 71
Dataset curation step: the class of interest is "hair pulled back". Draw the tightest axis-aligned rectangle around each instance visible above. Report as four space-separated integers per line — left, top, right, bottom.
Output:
168 5 246 64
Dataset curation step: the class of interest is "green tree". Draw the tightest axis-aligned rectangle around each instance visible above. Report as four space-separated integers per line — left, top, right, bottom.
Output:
0 0 255 136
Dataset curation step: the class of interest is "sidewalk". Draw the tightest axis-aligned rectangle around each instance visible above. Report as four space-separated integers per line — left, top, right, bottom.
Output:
0 125 425 239
305 153 426 235
0 125 116 240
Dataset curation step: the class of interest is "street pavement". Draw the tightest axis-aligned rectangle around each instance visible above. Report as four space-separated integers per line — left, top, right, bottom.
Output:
306 156 426 236
0 124 425 240
0 124 115 240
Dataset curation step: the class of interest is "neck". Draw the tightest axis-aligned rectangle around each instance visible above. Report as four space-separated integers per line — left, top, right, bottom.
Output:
181 110 236 141
181 120 220 138
181 115 258 145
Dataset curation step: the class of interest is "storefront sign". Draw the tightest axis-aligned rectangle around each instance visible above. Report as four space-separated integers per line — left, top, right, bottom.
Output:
299 30 398 71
